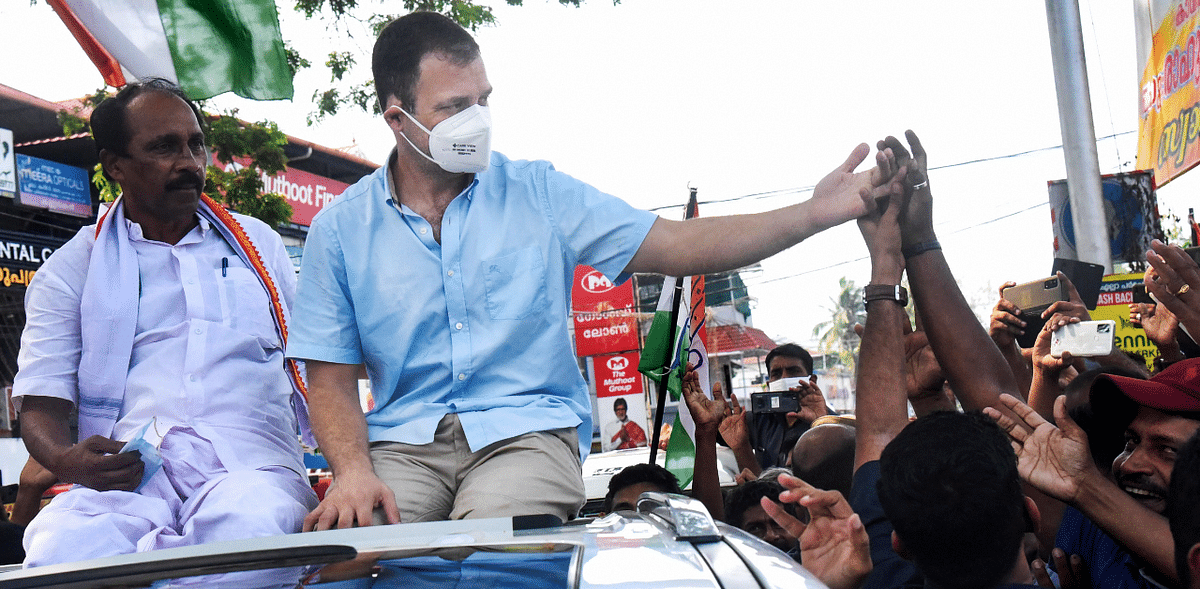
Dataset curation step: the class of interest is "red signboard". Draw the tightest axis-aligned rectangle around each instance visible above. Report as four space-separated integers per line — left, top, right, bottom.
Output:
572 265 638 356
593 352 644 398
221 157 350 227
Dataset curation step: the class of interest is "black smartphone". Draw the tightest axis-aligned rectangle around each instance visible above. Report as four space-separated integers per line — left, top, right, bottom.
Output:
1132 284 1154 304
1052 258 1106 310
751 391 800 414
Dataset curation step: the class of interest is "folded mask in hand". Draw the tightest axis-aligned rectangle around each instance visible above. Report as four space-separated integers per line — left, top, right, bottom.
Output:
120 421 163 492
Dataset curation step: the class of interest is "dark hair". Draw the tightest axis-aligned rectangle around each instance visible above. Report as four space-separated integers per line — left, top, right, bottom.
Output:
1168 428 1200 587
602 463 682 513
878 411 1027 589
724 479 795 528
765 344 813 377
91 78 203 160
612 397 628 411
372 12 481 113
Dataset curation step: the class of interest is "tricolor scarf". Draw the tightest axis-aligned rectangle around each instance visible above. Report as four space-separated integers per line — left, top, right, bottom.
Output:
76 195 315 447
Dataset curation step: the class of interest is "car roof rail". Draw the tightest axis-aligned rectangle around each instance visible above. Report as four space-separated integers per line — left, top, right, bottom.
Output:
636 491 722 543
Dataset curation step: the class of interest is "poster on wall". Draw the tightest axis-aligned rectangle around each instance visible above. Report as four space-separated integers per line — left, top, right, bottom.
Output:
594 352 648 453
0 128 14 198
1135 0 1200 185
1048 171 1163 265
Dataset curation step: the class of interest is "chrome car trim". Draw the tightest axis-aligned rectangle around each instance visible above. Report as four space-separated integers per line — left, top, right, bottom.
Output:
636 492 722 543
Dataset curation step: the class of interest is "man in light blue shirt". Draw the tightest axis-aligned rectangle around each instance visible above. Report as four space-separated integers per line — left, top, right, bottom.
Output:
290 11 905 529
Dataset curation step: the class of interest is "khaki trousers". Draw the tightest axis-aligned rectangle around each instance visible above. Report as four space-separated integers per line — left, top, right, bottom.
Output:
370 413 586 523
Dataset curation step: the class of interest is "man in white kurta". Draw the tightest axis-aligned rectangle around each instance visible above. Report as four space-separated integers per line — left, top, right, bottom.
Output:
11 80 316 566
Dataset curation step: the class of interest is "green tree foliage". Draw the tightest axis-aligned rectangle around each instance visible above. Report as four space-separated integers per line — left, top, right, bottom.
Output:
812 277 865 375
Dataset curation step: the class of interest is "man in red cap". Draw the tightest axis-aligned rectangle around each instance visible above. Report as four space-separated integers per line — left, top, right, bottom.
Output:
990 358 1200 588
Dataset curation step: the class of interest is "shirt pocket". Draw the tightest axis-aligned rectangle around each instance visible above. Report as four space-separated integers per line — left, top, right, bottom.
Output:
215 267 282 348
482 246 549 320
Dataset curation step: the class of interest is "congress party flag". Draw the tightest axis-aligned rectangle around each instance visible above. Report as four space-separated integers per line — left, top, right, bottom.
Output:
48 0 293 101
637 193 709 488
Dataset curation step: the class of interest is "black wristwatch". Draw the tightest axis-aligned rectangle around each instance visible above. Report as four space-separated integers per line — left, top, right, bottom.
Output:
863 284 908 307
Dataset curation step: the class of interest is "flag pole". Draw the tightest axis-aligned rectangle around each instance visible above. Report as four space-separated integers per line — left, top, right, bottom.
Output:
649 187 699 464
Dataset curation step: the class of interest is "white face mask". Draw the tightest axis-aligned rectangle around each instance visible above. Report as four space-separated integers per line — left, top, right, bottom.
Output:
390 104 492 174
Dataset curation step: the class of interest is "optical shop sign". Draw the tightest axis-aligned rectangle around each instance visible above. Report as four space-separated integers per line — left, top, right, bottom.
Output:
222 157 349 226
1135 0 1200 185
15 154 91 218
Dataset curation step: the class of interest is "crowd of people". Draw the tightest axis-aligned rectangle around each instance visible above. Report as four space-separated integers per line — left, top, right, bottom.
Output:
598 130 1200 589
2 8 1198 589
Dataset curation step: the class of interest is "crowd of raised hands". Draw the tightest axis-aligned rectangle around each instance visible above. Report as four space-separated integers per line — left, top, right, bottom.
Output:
676 130 1200 589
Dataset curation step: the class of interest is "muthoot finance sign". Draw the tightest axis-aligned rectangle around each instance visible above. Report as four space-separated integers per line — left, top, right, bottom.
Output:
224 158 349 226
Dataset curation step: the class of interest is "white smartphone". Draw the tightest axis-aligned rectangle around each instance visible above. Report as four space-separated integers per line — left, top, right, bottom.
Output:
1050 320 1115 358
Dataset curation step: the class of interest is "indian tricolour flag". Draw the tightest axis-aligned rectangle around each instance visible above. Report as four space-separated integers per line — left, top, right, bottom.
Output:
47 0 293 101
637 199 709 488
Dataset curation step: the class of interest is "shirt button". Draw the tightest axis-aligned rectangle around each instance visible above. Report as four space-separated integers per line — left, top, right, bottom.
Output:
188 279 195 285
455 322 463 330
194 328 203 335
458 373 466 381
447 270 455 277
420 228 427 235
188 374 197 382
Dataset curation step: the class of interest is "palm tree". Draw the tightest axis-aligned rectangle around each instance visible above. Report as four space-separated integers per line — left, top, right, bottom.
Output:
812 277 865 375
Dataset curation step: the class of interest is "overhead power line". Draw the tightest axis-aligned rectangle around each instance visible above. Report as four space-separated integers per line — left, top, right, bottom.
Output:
648 130 1137 212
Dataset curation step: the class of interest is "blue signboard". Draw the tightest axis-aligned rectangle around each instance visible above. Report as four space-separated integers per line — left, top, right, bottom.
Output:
16 154 92 218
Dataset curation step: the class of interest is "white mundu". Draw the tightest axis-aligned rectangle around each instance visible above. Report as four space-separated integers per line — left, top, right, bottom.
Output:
13 205 316 566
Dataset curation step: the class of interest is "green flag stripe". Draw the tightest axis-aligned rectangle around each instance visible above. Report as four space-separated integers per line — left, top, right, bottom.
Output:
157 0 293 100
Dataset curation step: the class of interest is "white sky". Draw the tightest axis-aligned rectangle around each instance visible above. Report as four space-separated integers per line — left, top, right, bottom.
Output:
6 0 1198 351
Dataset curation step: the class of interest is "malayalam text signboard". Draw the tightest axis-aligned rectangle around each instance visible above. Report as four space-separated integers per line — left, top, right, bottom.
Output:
572 265 638 357
1136 0 1200 185
16 154 91 218
1092 272 1157 370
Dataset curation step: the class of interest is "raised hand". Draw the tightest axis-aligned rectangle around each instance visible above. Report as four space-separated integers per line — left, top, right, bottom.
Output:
682 366 726 437
786 377 831 425
761 473 871 589
719 389 751 451
812 144 904 230
1039 271 1091 323
879 130 934 248
983 394 1097 504
990 282 1027 349
1144 240 1200 341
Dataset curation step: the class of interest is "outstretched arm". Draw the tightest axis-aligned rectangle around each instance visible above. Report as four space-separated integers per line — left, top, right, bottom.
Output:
681 366 726 521
302 360 400 531
883 131 1022 417
852 169 908 470
986 394 1177 583
625 144 904 276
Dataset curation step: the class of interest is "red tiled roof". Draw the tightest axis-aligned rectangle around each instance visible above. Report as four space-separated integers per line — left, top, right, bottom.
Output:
707 324 777 354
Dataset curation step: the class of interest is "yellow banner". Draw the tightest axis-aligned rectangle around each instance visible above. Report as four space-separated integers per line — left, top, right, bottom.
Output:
1092 272 1156 370
1138 0 1200 186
